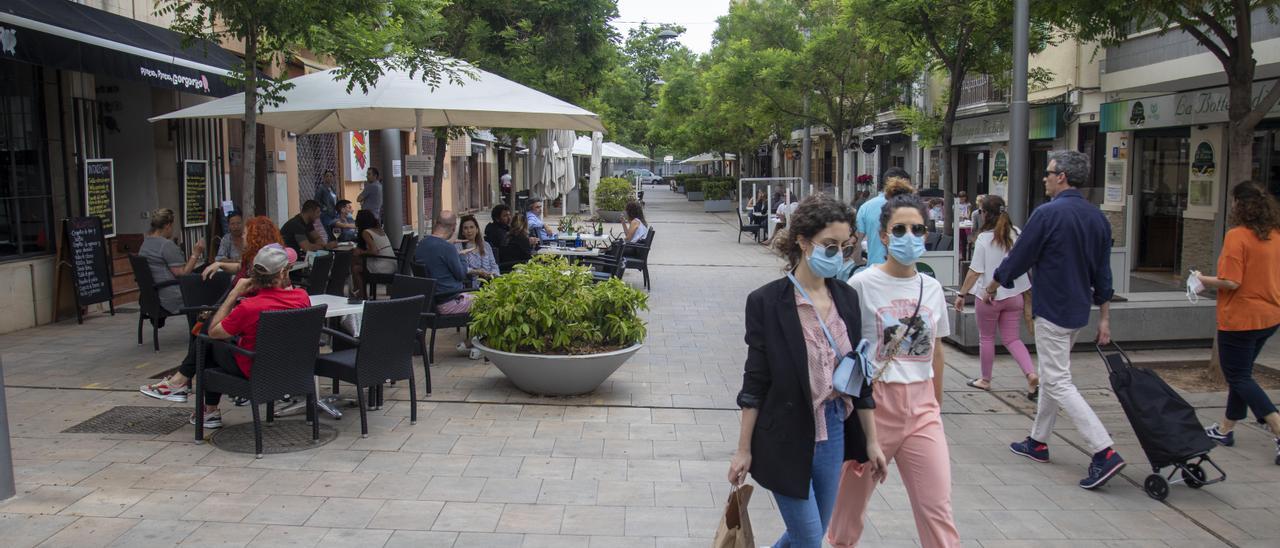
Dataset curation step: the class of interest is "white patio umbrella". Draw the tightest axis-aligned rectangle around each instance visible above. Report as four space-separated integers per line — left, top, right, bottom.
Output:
553 129 577 214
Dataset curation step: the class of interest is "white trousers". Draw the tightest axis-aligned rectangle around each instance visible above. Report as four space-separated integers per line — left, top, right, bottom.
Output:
1029 318 1114 454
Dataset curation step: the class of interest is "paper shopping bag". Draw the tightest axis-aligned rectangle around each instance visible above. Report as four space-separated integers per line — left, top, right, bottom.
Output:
712 485 754 548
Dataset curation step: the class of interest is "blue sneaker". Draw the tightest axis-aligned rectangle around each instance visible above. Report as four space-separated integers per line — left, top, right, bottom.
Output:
1080 448 1126 490
1205 424 1234 447
1010 437 1050 463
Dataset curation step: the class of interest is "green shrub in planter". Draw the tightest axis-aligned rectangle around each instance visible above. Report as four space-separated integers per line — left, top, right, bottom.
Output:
683 178 705 193
596 177 634 212
704 180 733 201
470 256 648 354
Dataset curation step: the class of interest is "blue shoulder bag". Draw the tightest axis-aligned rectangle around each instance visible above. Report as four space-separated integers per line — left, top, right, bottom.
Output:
786 273 874 396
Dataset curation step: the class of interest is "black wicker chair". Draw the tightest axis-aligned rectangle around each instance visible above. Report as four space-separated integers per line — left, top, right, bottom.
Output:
299 253 334 296
316 296 424 437
388 275 435 397
737 210 765 244
178 271 232 334
193 304 328 457
325 251 352 296
581 241 627 282
406 265 473 363
129 254 182 352
366 233 417 299
623 228 655 291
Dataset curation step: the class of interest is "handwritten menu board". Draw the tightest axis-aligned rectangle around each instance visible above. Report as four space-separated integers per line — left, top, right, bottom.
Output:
84 159 116 238
183 160 210 227
63 216 113 309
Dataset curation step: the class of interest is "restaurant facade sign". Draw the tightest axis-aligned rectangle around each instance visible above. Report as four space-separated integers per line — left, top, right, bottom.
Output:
1101 79 1280 132
951 104 1064 146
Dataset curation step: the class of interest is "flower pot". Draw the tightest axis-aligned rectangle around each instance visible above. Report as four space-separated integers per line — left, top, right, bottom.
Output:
686 191 704 201
473 340 643 396
703 199 733 213
598 210 625 223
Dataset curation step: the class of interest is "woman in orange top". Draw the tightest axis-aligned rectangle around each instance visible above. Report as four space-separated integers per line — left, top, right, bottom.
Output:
1195 183 1280 465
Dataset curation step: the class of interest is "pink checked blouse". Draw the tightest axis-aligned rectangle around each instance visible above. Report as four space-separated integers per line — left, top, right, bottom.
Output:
794 289 854 442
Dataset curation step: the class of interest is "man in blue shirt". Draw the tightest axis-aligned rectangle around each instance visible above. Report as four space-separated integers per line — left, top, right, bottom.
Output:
526 199 556 242
414 211 474 316
985 150 1125 490
855 167 911 265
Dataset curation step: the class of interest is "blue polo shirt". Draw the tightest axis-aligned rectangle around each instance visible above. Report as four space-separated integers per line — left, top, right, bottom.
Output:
993 189 1114 329
855 193 888 265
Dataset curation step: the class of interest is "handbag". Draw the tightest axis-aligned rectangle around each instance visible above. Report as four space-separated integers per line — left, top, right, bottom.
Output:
786 273 872 397
712 485 754 548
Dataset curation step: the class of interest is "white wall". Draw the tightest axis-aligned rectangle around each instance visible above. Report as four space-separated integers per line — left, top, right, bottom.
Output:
0 257 55 334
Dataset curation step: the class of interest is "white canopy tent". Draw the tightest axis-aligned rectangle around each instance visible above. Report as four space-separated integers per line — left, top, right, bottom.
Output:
149 61 605 234
571 137 648 160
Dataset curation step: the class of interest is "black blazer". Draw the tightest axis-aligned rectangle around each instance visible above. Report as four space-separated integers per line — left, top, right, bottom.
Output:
737 276 873 499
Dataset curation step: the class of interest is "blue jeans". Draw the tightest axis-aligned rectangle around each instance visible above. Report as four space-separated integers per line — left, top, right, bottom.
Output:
1219 326 1280 422
772 399 845 548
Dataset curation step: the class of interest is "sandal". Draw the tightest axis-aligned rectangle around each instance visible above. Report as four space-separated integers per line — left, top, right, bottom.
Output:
965 378 991 391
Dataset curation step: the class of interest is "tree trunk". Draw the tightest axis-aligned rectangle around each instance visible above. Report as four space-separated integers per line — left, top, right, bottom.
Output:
431 127 449 223
836 135 848 202
940 66 966 234
241 30 258 217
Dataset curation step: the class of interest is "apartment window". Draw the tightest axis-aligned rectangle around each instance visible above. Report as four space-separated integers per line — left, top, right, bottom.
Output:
0 61 54 260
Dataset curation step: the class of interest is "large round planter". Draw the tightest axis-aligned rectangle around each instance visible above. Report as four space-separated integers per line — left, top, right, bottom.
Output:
598 210 625 223
473 340 643 396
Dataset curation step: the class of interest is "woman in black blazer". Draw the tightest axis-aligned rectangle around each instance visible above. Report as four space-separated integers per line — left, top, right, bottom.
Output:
729 194 887 548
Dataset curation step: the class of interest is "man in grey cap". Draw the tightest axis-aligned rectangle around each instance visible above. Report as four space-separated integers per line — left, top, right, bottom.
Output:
141 244 312 429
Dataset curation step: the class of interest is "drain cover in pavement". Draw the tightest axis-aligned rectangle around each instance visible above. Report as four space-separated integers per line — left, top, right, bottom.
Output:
63 406 190 435
209 420 338 454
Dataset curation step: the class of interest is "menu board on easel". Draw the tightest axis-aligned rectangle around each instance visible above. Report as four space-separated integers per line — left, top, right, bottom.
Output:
84 159 116 238
59 216 115 324
183 160 210 227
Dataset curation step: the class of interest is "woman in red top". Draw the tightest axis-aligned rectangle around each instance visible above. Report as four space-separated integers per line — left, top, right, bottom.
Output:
1195 183 1280 465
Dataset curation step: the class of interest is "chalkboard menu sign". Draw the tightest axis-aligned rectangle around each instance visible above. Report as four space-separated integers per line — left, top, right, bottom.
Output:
183 160 210 227
61 216 115 323
84 159 116 238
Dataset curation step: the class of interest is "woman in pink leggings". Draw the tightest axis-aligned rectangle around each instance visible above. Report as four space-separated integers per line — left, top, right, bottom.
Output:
954 195 1039 399
828 193 960 548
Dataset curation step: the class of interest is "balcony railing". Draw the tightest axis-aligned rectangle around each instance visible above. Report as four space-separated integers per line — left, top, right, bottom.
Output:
958 74 1007 109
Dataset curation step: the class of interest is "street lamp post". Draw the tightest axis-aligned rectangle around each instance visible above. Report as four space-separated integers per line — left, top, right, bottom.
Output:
1008 0 1030 224
0 357 14 501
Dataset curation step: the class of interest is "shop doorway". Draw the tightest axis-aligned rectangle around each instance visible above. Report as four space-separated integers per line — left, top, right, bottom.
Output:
1132 132 1189 291
1252 126 1280 199
959 148 989 197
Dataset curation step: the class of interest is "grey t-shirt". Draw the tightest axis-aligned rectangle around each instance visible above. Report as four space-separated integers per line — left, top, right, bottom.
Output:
358 181 384 220
216 235 242 262
139 236 185 314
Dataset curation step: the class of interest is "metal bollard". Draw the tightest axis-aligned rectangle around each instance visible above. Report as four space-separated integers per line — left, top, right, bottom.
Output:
0 356 14 501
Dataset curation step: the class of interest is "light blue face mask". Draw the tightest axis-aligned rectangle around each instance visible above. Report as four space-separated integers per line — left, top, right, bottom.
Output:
838 258 858 281
888 233 926 265
807 247 845 279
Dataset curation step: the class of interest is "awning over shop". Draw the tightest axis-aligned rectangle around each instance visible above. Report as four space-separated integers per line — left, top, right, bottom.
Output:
571 136 648 160
681 152 737 164
0 0 243 97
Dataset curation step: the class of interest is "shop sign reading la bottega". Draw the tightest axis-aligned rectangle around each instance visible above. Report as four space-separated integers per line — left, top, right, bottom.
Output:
1101 79 1280 132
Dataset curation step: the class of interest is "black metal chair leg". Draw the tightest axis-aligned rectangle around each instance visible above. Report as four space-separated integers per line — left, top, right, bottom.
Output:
250 403 264 458
153 324 161 352
305 393 315 425
420 339 432 396
408 376 418 425
429 328 438 364
266 401 275 424
332 378 339 395
138 315 144 345
308 394 319 441
355 387 369 438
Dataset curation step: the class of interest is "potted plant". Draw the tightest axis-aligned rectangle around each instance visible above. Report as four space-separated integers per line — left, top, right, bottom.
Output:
595 177 633 223
470 256 648 396
685 178 705 201
703 179 735 212
557 214 578 237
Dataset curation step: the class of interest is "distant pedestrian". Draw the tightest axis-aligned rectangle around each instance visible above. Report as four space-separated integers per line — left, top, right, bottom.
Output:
358 167 384 221
985 150 1125 490
854 167 913 266
1197 183 1280 465
955 195 1038 399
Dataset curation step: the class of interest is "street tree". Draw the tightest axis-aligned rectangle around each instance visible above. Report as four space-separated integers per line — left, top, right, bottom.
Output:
157 0 461 217
846 0 1051 222
1053 1 1280 195
595 24 690 170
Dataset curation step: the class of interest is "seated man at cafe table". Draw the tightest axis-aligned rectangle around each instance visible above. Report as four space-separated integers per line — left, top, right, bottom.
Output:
141 245 311 428
525 199 557 242
485 204 512 254
281 200 337 255
415 211 482 359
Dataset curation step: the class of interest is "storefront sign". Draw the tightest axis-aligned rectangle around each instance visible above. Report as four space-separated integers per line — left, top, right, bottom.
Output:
404 155 435 177
344 131 369 181
1184 126 1223 220
182 160 209 227
991 148 1009 199
951 105 1064 145
62 216 114 313
1188 142 1215 207
1101 79 1280 132
83 159 116 238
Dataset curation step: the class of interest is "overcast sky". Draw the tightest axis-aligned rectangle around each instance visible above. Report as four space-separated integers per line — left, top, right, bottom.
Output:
612 0 730 54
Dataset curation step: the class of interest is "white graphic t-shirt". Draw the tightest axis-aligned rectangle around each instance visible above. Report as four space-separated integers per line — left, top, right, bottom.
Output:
848 266 951 384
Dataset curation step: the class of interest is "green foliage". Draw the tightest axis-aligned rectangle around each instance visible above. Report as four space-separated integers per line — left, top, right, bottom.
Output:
470 256 648 355
586 24 692 162
596 177 634 211
895 106 944 148
704 180 735 201
683 178 706 193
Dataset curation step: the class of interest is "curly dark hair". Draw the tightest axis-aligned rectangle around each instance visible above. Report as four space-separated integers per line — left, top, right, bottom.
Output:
878 193 929 236
1230 182 1280 241
778 194 855 271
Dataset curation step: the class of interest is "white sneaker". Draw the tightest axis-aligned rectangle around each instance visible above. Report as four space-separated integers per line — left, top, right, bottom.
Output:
456 342 468 354
188 410 223 429
469 348 483 360
140 380 190 403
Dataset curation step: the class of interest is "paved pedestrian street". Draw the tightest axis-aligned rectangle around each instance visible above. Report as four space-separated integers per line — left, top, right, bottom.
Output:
2 187 1279 548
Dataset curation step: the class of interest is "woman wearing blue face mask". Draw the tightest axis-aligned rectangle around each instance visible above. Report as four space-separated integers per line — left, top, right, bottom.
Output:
829 193 960 548
730 194 887 548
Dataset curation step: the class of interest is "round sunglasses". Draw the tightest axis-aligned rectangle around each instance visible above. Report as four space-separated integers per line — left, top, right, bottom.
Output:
815 242 858 259
890 223 928 238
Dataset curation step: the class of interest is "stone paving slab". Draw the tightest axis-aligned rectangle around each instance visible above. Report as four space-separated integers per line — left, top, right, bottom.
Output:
0 186 1275 547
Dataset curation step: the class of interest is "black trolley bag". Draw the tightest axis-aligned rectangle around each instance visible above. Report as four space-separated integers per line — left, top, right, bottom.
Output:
1099 342 1225 500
